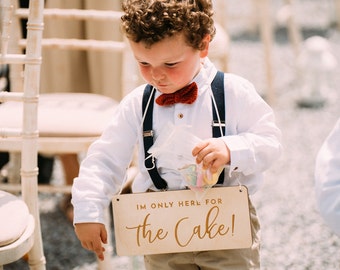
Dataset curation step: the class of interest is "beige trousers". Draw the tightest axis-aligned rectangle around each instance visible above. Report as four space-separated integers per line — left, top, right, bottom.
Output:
144 198 261 270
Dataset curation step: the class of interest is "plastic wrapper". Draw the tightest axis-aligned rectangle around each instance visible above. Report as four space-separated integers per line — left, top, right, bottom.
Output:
147 123 223 200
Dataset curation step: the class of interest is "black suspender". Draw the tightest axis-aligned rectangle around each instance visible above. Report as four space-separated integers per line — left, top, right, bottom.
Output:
211 71 225 137
142 85 169 190
211 71 226 184
142 71 225 190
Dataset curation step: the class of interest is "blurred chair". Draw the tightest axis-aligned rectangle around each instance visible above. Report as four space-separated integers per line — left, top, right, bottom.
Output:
213 0 302 105
0 0 46 269
0 1 138 269
209 0 229 72
332 0 340 29
256 0 302 102
0 1 131 188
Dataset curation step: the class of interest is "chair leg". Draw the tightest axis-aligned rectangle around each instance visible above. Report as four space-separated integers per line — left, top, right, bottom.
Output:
257 0 275 105
58 154 80 222
335 0 340 30
7 152 21 184
59 154 80 186
27 224 46 270
284 0 302 57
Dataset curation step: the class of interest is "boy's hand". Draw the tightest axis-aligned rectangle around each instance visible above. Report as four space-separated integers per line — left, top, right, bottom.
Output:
192 138 230 173
74 223 108 261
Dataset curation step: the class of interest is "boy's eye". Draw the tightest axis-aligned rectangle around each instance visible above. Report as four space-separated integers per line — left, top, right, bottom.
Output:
165 63 178 67
139 62 149 66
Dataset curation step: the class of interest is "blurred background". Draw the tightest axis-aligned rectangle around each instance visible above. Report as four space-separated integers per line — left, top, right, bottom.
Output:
2 0 340 269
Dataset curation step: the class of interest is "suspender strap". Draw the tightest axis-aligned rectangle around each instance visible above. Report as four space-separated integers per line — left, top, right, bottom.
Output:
142 85 168 190
142 71 226 189
211 71 225 137
211 71 226 184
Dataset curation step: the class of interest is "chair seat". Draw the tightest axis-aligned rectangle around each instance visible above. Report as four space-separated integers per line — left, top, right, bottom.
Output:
0 196 34 265
0 93 118 137
0 190 31 247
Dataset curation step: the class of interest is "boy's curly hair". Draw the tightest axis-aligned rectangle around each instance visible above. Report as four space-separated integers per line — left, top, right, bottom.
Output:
121 0 216 50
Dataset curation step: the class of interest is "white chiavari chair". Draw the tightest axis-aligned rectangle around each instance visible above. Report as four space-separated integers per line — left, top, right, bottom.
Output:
0 0 46 269
0 1 139 269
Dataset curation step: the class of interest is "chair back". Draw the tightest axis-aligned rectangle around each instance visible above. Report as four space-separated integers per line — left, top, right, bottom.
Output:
34 2 138 100
0 0 46 268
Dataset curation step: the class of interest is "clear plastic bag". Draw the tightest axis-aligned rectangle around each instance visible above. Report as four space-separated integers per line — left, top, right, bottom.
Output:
147 123 223 200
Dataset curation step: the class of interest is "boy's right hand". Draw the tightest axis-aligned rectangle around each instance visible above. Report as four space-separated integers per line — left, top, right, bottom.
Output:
74 223 108 261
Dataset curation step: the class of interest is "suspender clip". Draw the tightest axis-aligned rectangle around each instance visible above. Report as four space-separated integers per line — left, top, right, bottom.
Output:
143 130 154 137
212 121 226 127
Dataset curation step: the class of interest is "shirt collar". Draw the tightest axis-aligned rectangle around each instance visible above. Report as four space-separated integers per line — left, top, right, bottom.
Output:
191 57 218 95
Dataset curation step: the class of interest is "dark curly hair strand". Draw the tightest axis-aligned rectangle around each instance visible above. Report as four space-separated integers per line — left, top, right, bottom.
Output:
121 0 216 50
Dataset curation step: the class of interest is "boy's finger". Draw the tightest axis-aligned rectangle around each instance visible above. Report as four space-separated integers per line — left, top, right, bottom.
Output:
81 241 90 250
100 227 108 244
93 242 105 261
97 252 104 261
97 247 105 261
192 141 209 156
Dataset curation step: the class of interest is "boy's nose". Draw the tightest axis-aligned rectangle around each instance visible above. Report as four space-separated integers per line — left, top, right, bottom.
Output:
151 68 164 81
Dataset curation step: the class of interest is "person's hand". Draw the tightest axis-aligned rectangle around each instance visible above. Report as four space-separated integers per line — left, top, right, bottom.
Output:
74 223 107 261
192 138 230 173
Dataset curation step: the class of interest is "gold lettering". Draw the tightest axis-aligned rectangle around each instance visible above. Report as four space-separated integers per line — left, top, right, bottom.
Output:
205 198 222 205
191 200 201 206
137 204 147 210
126 213 168 246
156 202 174 208
178 200 201 207
174 217 194 247
174 206 230 247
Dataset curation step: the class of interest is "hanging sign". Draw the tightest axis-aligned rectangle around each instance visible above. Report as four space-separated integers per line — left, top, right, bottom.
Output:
112 186 252 256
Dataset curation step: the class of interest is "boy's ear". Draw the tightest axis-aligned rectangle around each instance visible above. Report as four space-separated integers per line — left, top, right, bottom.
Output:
200 35 211 58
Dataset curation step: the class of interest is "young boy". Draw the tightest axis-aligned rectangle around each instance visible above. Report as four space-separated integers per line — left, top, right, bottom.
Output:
72 0 282 269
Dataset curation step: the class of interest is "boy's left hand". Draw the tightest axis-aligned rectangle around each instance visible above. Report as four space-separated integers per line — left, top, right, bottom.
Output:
192 138 230 173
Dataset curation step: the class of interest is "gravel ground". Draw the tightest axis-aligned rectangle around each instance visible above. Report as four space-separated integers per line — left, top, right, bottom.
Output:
4 1 340 269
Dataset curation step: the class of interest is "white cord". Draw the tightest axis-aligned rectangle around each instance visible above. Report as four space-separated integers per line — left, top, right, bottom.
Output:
140 86 156 132
210 88 224 136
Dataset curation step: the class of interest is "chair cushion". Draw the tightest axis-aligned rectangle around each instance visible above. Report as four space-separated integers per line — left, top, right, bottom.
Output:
0 190 30 247
0 93 118 137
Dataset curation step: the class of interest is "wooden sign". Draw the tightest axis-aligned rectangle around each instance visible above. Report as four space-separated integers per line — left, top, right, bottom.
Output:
112 186 252 256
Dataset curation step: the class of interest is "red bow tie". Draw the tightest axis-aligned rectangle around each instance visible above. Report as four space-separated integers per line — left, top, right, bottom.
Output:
156 82 198 106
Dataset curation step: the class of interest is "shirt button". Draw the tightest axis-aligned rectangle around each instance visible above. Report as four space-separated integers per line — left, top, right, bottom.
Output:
178 113 184 119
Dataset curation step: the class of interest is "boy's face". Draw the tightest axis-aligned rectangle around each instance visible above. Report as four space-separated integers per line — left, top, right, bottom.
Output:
129 33 207 94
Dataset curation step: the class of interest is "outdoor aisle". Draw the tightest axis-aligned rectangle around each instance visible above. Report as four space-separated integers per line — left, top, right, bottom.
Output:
4 0 340 269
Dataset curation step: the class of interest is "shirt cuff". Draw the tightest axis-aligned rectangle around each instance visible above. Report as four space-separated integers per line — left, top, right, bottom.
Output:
72 201 106 225
222 135 253 176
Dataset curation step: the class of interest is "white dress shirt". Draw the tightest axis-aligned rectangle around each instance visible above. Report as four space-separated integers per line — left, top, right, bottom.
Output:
72 58 282 224
315 118 340 236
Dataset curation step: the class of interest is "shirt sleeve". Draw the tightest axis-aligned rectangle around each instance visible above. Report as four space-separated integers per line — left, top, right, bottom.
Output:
315 118 340 236
222 74 282 193
71 88 143 224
